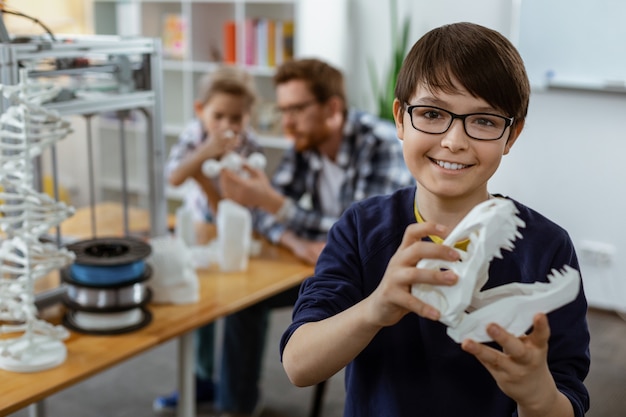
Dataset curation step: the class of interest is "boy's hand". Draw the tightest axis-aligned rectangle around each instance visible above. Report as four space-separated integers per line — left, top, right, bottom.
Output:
364 222 460 328
461 314 564 414
198 129 241 160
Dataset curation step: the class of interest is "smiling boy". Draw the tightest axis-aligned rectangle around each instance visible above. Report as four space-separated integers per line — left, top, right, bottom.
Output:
280 22 590 417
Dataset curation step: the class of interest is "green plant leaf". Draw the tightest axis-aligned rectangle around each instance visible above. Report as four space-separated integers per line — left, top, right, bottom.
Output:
367 58 381 102
367 0 410 122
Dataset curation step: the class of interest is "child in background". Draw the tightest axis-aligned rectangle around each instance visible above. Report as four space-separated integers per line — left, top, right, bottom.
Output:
165 66 262 223
155 66 261 414
280 22 590 417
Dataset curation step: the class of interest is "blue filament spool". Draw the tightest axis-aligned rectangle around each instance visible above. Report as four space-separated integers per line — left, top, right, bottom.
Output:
62 237 154 335
69 261 146 286
66 237 152 286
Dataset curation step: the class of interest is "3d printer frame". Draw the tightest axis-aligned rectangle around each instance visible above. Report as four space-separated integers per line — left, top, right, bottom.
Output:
0 34 168 239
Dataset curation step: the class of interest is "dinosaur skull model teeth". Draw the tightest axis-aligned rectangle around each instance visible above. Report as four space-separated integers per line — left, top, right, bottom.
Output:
411 198 581 343
447 265 581 342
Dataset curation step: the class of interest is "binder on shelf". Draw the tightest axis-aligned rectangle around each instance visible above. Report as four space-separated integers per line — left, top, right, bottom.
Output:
223 20 237 64
162 13 187 60
274 20 284 67
282 21 294 62
267 20 276 67
244 18 257 66
256 18 268 67
242 18 295 68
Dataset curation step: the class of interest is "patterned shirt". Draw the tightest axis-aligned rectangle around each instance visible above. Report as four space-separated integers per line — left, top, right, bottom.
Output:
165 119 262 222
254 109 414 243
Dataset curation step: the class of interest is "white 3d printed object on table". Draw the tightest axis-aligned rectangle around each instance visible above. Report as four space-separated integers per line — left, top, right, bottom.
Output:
146 235 199 305
199 151 264 272
0 70 75 372
411 198 581 343
216 199 252 272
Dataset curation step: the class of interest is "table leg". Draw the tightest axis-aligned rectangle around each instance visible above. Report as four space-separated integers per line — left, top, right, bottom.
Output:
177 332 195 417
27 401 45 417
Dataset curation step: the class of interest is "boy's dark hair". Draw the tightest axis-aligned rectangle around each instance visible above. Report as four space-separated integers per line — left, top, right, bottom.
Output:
395 22 530 128
274 58 347 107
196 66 257 109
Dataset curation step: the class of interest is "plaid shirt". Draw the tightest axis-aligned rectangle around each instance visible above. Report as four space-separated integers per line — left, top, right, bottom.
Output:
255 109 414 244
165 119 262 221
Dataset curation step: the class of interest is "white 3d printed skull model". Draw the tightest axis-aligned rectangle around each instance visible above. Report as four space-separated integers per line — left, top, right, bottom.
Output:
411 198 581 343
0 70 75 372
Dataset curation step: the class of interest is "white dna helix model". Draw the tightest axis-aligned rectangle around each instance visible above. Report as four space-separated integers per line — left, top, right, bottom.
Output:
412 198 581 343
0 70 75 372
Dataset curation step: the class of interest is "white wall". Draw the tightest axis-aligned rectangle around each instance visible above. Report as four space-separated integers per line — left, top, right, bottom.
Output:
346 0 512 112
296 0 350 72
348 0 625 312
490 89 626 312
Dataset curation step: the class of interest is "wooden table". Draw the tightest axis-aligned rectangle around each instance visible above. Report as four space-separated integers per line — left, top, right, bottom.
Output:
0 203 314 417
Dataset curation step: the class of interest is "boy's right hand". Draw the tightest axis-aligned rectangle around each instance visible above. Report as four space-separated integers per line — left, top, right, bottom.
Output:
198 129 241 160
365 222 460 328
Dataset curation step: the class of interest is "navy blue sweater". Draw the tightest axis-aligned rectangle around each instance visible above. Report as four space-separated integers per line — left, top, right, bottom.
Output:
281 187 590 417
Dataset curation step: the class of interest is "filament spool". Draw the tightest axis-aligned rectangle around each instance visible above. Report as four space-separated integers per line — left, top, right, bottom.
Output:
62 237 153 335
63 308 152 335
69 261 147 286
67 236 152 265
67 236 151 278
61 265 152 312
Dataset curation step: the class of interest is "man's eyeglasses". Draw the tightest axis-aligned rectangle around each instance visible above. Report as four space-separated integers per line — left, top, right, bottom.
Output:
405 104 514 141
275 100 317 118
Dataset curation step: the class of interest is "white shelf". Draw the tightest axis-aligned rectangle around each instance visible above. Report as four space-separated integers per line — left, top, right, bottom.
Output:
92 0 299 207
164 123 184 136
161 60 189 71
161 126 291 150
93 0 300 127
546 77 626 94
257 134 292 149
125 0 298 151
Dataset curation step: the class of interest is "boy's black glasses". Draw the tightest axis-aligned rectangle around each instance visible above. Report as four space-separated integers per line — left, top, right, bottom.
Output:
405 104 514 141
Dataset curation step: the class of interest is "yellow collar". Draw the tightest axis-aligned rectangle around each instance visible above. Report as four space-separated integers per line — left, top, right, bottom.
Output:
414 199 469 251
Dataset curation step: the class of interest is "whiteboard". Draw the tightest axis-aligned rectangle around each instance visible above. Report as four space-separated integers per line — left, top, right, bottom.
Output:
518 0 626 89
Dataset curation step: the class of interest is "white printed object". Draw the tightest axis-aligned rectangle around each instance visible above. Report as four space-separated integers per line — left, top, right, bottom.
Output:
0 69 75 372
216 199 252 272
411 198 581 343
201 151 267 178
175 205 196 246
246 152 267 170
447 265 580 342
146 236 199 304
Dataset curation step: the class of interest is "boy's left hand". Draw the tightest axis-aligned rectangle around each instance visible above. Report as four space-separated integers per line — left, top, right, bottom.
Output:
461 313 559 409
